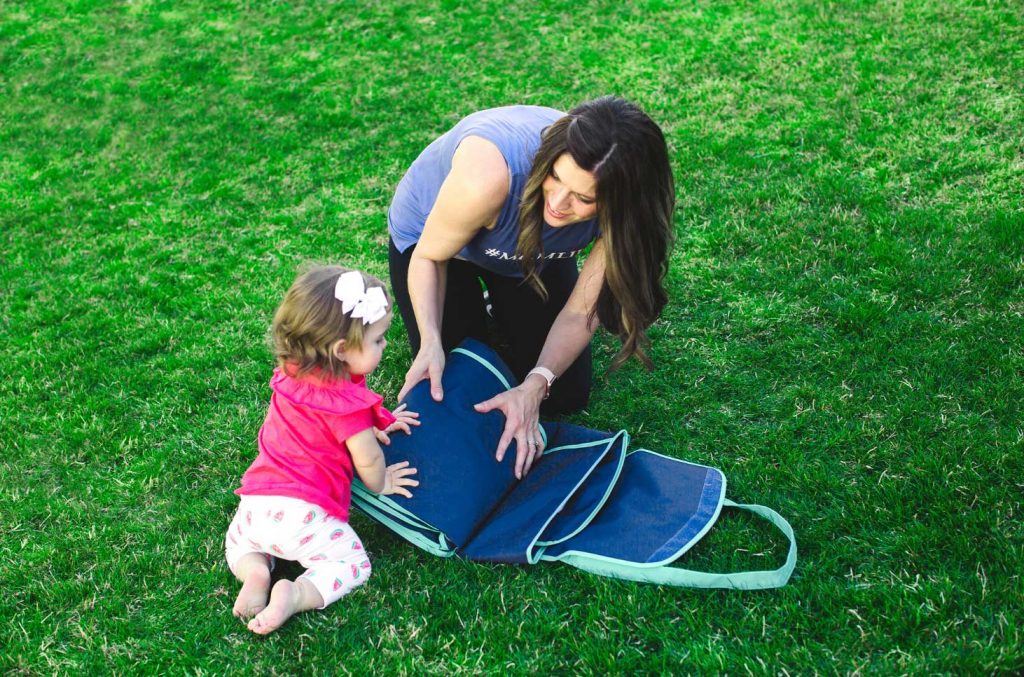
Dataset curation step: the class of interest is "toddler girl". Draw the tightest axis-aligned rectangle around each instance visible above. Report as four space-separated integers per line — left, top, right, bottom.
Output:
225 265 420 635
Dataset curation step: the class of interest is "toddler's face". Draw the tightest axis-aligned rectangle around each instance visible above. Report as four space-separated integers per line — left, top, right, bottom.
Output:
343 313 391 376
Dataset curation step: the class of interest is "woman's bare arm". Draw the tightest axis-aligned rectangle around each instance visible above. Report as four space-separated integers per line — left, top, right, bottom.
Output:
398 136 510 402
474 239 607 478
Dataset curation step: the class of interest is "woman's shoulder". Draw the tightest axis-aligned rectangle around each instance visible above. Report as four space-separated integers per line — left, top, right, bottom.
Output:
270 368 382 416
460 105 564 127
450 136 509 202
454 105 563 164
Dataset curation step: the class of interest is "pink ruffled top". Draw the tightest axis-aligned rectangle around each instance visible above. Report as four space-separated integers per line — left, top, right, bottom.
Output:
236 367 396 521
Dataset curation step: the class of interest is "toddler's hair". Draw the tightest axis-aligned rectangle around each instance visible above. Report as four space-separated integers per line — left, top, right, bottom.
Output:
271 265 391 379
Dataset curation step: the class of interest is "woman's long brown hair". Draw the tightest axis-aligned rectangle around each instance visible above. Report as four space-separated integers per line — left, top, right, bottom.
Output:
516 96 675 369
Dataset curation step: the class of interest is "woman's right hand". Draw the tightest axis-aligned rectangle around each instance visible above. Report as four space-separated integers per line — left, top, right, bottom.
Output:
398 341 446 403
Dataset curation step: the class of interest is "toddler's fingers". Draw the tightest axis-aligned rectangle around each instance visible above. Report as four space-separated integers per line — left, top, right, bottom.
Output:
393 418 420 434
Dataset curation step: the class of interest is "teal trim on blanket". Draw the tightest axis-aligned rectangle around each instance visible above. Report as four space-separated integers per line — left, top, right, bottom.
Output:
625 448 727 564
351 481 454 557
526 430 628 563
452 346 510 389
355 499 454 558
531 431 629 553
351 481 439 533
536 448 727 567
540 435 625 456
451 345 547 447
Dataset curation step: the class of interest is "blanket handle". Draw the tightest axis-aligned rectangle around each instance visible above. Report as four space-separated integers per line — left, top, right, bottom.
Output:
555 499 797 590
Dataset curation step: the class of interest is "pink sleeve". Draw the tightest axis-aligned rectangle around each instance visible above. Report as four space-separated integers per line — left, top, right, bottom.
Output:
328 407 377 444
373 404 397 430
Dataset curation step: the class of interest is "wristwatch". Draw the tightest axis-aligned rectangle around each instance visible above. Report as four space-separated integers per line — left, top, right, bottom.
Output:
526 367 556 400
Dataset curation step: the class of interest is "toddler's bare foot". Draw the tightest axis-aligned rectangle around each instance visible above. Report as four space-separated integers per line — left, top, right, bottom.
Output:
248 578 321 635
233 563 271 619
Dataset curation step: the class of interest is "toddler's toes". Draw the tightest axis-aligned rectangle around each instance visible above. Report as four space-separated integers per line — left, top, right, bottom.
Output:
233 568 271 619
233 599 267 620
247 580 299 635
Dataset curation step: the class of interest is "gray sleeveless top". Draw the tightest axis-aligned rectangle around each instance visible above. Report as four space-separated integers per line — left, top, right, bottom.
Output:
387 105 600 278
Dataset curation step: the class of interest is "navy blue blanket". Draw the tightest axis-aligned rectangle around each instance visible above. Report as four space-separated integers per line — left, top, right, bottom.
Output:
352 339 796 589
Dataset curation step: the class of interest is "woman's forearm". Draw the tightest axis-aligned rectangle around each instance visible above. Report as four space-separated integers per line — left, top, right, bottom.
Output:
398 254 453 402
407 254 448 348
531 308 598 384
528 239 605 390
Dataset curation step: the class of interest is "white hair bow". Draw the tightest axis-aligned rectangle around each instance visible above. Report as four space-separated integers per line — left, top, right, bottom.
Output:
334 271 388 325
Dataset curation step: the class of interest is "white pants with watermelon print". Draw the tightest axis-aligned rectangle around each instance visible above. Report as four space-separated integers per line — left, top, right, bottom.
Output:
225 495 371 607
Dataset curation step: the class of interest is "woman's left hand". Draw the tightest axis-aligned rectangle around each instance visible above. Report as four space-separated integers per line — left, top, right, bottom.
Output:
375 403 421 445
473 380 547 479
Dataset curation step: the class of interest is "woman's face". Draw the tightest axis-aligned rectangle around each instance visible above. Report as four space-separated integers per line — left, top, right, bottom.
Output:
541 154 598 227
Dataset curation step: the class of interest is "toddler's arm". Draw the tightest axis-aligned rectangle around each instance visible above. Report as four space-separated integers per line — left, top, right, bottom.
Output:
348 428 419 498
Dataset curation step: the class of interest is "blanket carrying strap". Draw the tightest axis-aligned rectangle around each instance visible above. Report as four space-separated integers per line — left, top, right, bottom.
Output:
552 500 797 590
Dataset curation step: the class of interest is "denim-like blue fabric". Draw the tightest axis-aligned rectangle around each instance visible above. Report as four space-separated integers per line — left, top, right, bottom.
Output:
379 339 723 565
541 452 724 563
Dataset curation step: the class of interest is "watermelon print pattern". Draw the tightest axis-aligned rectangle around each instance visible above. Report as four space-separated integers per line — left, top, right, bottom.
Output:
225 497 372 607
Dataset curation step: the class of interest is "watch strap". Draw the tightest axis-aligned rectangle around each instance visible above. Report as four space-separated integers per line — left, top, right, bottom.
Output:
526 367 556 400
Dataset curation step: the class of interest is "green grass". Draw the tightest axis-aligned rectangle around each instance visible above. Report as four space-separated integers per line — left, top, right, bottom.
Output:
2 0 1022 673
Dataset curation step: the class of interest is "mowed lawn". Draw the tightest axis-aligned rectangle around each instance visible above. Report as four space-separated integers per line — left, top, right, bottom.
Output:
2 0 1022 673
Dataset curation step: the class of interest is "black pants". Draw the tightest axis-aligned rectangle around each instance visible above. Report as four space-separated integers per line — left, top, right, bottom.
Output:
389 238 592 414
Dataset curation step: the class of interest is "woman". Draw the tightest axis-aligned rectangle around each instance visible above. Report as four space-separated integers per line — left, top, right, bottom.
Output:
388 96 674 480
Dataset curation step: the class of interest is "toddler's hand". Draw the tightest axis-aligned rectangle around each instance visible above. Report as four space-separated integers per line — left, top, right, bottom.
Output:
381 461 419 498
375 403 421 445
